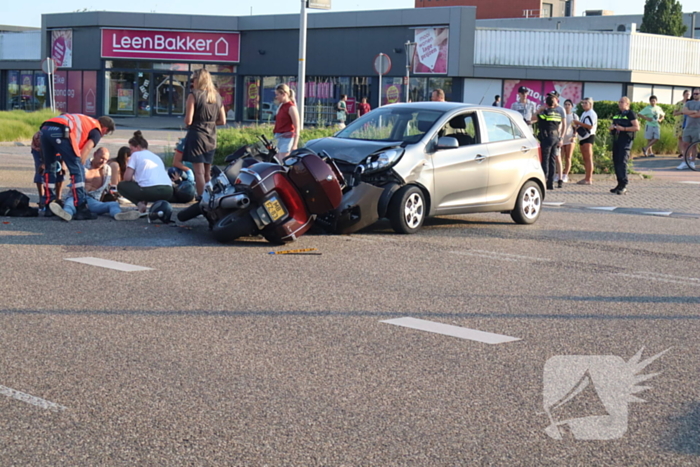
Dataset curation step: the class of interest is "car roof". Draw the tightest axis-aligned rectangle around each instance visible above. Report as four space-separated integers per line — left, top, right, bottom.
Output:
382 102 481 111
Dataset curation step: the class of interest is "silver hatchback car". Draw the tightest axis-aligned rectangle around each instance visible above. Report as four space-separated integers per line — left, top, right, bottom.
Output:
305 102 546 234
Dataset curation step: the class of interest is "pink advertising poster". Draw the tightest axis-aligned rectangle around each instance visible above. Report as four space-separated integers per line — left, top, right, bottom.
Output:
413 27 448 75
51 30 73 68
346 97 356 114
503 80 583 109
67 71 82 113
83 71 97 115
53 71 68 113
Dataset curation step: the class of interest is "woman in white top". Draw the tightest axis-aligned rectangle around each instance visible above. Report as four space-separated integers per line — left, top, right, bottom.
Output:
560 99 579 184
572 97 598 185
117 131 173 213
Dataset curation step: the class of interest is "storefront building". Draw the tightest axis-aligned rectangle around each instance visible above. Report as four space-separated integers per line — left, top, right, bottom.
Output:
1 8 699 123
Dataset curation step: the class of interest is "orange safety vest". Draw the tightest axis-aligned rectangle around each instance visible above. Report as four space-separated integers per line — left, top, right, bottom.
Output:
45 114 102 157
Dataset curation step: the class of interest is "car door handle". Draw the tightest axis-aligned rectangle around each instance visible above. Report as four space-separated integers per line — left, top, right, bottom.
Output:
521 146 530 153
475 154 486 161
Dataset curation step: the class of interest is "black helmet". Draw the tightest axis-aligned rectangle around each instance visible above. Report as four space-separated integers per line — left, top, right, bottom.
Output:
172 180 196 203
148 200 173 224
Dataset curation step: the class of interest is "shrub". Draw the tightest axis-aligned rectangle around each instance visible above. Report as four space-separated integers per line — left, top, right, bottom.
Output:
214 125 337 165
576 100 677 126
0 109 59 141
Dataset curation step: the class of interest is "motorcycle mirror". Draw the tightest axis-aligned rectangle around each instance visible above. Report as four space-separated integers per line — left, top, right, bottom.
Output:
353 165 364 187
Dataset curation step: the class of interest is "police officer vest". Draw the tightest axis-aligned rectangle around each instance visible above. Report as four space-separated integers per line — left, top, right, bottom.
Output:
537 108 562 137
612 110 636 141
45 114 102 157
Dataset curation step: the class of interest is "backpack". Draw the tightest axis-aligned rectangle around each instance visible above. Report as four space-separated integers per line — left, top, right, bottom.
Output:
0 190 39 217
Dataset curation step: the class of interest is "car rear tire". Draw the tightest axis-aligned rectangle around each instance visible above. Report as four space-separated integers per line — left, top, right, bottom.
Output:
388 185 426 234
212 210 257 243
510 181 542 225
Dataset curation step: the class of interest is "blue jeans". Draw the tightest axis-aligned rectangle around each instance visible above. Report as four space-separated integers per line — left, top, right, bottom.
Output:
64 196 121 218
40 126 86 207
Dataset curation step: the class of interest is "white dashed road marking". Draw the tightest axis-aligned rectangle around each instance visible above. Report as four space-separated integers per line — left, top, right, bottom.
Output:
0 384 67 411
587 206 617 211
543 201 565 206
616 271 700 285
450 249 549 263
65 257 153 272
643 212 673 217
679 181 700 184
381 317 521 344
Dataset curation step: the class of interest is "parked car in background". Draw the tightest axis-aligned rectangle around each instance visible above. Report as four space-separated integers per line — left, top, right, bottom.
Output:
261 102 277 122
305 102 546 234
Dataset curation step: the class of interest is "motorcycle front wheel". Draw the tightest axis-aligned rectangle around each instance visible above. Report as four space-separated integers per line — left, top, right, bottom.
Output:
212 210 257 243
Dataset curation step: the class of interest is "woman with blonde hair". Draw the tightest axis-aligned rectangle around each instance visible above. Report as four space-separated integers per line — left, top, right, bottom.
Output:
273 83 300 158
183 68 226 197
572 97 598 185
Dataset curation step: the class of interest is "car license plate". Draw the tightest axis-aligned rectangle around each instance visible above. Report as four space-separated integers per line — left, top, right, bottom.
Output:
264 197 286 222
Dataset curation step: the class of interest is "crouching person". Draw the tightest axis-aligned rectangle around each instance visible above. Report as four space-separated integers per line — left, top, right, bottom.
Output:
49 148 141 221
117 131 173 213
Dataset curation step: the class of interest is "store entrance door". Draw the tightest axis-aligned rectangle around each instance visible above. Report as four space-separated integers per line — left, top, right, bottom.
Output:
153 72 190 117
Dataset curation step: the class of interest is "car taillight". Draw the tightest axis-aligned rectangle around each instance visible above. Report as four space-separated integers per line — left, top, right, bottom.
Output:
537 144 542 164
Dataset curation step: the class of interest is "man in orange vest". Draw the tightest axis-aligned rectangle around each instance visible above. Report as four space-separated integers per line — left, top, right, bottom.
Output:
40 114 115 219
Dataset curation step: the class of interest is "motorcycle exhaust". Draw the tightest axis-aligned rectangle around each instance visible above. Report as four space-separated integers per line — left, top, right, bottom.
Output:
219 193 251 210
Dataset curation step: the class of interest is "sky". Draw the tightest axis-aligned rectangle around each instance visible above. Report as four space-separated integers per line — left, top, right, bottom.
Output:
3 0 699 29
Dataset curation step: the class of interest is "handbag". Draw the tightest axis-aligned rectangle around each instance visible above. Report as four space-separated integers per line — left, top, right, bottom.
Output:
576 115 592 139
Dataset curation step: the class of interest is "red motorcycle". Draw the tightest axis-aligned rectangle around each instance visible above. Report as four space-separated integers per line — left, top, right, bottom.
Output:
179 144 344 244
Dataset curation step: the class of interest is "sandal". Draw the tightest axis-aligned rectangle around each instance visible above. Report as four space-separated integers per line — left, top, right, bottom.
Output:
576 179 592 185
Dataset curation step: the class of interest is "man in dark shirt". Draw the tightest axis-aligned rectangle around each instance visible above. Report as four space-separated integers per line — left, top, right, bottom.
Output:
609 96 640 194
492 95 501 107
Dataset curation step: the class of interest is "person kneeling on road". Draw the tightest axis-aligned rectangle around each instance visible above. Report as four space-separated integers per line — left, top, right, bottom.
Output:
49 147 141 221
117 131 173 213
40 113 115 219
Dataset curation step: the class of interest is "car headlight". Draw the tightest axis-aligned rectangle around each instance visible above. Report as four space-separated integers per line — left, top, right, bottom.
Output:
363 148 404 174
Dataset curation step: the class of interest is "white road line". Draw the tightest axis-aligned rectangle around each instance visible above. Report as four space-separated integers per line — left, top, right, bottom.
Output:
381 317 521 344
643 212 673 217
0 384 67 411
616 271 700 285
450 249 549 263
679 181 700 184
625 271 700 283
543 201 565 206
587 207 617 211
65 257 153 272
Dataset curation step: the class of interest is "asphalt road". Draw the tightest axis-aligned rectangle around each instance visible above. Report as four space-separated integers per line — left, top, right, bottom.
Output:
1 140 699 465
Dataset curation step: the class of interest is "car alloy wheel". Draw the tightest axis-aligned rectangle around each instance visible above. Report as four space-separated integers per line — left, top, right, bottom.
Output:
389 185 426 234
511 181 542 225
404 192 424 229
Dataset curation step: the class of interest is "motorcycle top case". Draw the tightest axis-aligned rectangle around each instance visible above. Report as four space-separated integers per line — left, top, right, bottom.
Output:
286 153 343 215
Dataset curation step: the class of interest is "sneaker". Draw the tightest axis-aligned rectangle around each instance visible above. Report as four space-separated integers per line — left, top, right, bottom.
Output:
616 187 628 195
546 183 554 191
647 152 655 158
677 162 690 170
49 201 72 222
553 175 560 182
610 185 620 193
690 161 697 170
557 180 563 188
562 175 569 183
114 210 141 221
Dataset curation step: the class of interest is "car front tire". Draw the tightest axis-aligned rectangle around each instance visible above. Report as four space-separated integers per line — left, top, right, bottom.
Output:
388 185 426 234
510 181 542 225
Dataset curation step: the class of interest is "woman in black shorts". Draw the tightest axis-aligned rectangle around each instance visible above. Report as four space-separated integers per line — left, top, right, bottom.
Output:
573 97 598 185
183 69 226 197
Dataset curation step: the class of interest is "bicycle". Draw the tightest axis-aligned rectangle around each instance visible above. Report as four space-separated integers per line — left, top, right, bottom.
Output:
684 141 699 171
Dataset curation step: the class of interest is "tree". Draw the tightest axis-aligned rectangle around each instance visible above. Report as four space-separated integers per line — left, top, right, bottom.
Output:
639 0 688 37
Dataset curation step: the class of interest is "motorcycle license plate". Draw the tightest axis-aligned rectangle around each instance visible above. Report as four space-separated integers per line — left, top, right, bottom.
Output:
264 197 286 221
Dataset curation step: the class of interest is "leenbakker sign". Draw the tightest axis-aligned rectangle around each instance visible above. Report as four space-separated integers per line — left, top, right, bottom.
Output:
101 29 240 63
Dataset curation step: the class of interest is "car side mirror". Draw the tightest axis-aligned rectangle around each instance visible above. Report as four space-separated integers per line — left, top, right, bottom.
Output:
436 136 459 150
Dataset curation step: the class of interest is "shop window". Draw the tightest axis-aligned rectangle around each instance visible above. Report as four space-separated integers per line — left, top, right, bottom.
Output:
6 71 20 110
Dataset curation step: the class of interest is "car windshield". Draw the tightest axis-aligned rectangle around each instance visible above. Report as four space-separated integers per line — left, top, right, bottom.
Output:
335 107 444 144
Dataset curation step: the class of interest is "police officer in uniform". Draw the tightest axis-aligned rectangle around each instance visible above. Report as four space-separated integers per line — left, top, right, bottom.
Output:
537 95 563 190
609 96 640 195
40 113 115 219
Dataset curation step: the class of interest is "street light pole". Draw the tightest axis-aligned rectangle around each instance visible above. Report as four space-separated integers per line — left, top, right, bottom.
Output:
404 40 416 103
298 0 307 131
